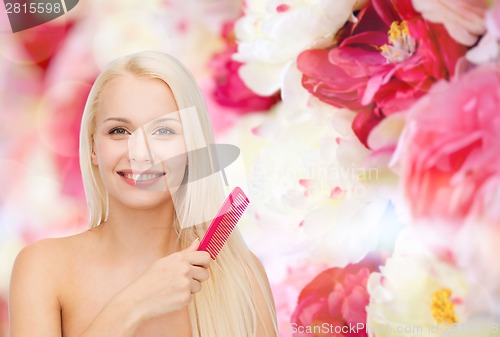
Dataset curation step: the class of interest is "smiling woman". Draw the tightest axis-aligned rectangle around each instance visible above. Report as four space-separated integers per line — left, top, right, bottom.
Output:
91 75 188 206
8 51 278 337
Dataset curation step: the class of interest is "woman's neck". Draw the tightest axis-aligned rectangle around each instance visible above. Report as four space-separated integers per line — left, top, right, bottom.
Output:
90 198 180 266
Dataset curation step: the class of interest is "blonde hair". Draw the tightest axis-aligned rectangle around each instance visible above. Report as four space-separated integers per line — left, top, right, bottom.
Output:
79 51 278 336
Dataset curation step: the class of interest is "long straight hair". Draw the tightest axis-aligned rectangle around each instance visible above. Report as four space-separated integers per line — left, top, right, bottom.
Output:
79 51 278 336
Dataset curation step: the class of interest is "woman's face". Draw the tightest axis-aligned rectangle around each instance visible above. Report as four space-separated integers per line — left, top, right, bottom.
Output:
91 74 188 210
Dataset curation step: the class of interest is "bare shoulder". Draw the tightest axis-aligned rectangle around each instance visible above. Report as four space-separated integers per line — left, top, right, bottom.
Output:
11 232 94 299
14 231 92 272
16 236 70 262
15 232 93 289
9 232 93 337
13 237 66 283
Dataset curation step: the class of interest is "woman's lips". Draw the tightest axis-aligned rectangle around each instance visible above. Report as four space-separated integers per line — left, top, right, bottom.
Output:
117 171 166 188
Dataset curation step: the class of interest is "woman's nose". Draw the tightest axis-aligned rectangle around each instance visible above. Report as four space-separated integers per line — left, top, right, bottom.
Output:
128 127 153 163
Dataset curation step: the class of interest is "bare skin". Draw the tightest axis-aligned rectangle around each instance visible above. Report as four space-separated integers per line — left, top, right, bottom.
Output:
8 218 210 337
8 224 277 337
9 76 210 337
8 75 278 337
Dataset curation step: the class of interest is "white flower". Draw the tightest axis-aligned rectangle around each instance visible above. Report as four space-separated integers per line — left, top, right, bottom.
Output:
467 1 500 64
454 217 500 318
300 194 390 266
467 31 500 64
227 96 391 271
367 229 497 337
87 0 230 68
412 0 488 46
367 255 468 337
233 0 358 96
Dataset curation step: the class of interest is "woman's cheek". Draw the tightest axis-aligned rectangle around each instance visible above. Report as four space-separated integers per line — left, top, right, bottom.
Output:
105 139 123 156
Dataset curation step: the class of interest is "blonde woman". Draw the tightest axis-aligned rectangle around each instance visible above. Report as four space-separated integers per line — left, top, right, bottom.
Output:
9 51 278 337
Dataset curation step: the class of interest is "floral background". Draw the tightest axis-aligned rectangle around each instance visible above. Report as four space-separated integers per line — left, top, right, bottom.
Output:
1 0 499 336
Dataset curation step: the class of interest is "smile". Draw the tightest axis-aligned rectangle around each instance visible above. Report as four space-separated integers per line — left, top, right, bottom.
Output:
117 171 166 187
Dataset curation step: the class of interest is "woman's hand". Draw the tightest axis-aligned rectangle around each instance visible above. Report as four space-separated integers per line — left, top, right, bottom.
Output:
78 239 210 337
112 239 211 320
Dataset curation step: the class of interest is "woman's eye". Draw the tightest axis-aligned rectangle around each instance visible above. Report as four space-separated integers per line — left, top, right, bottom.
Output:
109 127 130 135
153 127 174 136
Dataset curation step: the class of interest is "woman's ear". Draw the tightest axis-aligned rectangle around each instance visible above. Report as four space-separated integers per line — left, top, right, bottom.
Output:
91 140 98 166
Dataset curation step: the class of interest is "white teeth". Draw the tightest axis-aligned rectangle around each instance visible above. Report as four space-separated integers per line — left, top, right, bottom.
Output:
123 173 163 181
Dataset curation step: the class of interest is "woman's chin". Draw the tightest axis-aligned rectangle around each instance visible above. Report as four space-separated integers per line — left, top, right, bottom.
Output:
110 192 174 211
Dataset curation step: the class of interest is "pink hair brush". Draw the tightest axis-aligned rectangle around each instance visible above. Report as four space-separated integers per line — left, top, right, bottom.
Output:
197 187 250 260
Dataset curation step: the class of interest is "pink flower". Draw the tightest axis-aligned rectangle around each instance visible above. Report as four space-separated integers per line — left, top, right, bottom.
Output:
210 22 280 113
271 264 331 337
291 258 380 337
395 63 500 224
297 0 467 147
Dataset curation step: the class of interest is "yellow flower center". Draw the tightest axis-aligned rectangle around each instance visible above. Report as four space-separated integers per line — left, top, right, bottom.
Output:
380 21 416 63
431 288 458 325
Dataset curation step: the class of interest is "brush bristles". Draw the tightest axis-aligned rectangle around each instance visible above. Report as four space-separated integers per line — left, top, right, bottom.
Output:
205 194 249 259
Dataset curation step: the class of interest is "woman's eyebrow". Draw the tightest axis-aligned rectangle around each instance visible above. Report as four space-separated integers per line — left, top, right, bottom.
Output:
103 117 131 123
102 117 180 124
151 117 181 124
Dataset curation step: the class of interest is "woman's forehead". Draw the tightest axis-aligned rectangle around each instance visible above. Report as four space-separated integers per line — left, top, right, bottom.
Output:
96 74 181 125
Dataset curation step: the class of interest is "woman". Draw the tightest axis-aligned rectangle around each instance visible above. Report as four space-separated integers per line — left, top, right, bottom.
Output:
9 51 278 337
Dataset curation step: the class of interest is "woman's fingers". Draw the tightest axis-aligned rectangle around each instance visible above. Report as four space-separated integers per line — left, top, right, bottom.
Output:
189 265 209 294
191 265 209 283
190 279 202 294
187 251 211 268
181 240 211 267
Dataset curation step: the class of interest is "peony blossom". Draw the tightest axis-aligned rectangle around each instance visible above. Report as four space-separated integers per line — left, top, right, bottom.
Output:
233 0 358 96
291 257 380 337
393 63 500 224
366 229 497 337
412 0 488 46
245 98 390 268
467 0 500 64
454 218 500 317
270 264 331 337
366 253 469 337
210 22 280 113
298 0 467 147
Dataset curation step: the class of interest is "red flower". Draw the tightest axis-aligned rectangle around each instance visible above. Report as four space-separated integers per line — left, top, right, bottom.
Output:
291 259 380 337
297 0 467 147
396 64 500 224
211 22 280 113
